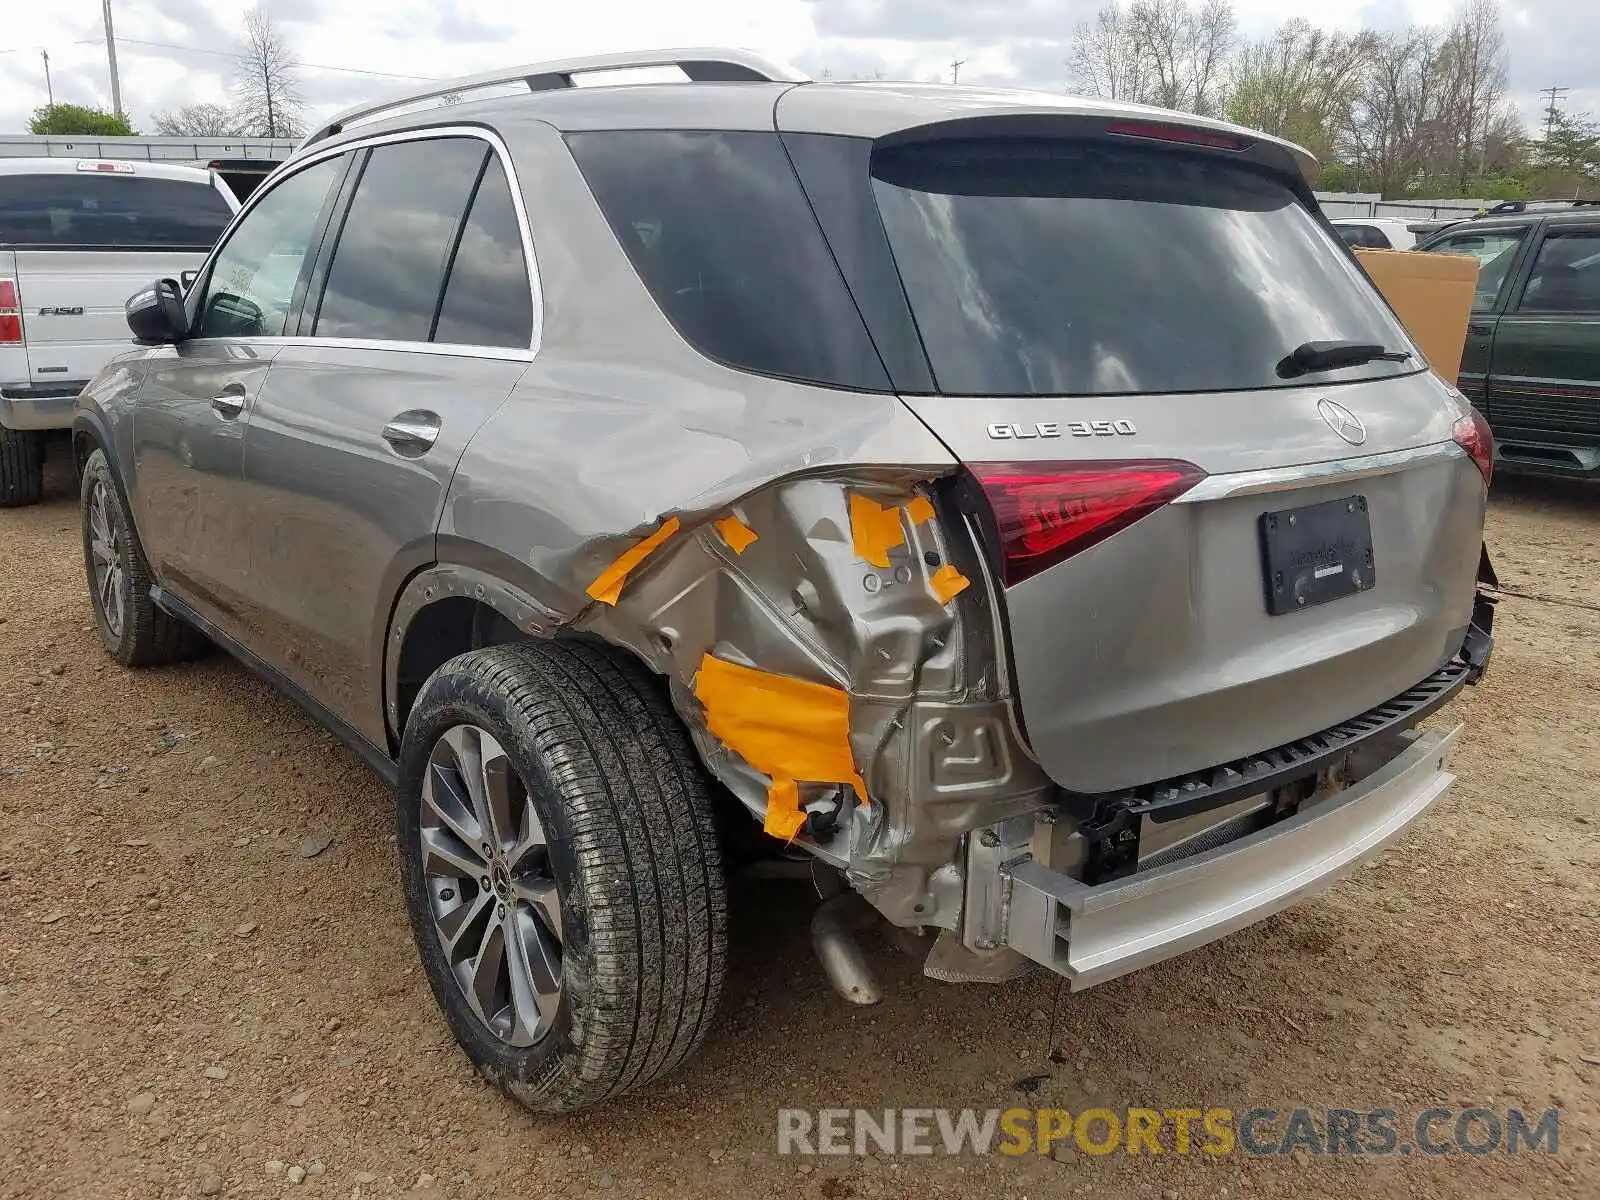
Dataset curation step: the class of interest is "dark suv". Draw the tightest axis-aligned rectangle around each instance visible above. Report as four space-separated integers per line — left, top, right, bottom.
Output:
1420 206 1600 480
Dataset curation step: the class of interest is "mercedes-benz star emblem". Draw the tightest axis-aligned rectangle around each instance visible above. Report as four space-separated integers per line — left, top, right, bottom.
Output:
1317 398 1367 446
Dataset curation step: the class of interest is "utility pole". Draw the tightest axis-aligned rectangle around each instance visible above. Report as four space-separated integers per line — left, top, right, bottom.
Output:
41 50 53 107
951 58 965 85
101 0 124 119
1540 85 1568 140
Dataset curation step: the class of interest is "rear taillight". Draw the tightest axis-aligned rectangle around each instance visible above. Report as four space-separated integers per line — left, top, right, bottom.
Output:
969 460 1207 587
0 279 20 344
1452 406 1494 485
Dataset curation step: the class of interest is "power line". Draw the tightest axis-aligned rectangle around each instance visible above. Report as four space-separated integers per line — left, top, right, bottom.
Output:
112 36 437 80
0 37 434 81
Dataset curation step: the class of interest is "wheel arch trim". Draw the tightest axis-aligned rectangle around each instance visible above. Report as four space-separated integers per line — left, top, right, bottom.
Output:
384 560 565 741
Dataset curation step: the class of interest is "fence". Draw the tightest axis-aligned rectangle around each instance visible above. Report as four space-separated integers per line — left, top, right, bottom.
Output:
0 135 297 163
1314 192 1493 220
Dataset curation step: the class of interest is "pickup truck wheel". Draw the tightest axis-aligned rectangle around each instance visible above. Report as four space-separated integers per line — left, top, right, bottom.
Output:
80 449 207 666
0 427 43 508
397 640 728 1114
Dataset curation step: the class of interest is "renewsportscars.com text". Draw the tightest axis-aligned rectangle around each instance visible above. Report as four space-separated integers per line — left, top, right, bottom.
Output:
776 1106 1560 1158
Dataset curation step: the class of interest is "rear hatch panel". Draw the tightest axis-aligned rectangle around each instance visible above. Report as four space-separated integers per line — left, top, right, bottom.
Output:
779 112 1487 796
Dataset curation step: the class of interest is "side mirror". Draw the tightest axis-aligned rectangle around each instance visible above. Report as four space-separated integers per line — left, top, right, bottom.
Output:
126 279 190 344
179 269 200 291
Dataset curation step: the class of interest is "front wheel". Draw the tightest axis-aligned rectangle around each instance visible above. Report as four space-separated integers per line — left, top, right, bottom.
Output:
397 640 728 1114
80 449 206 666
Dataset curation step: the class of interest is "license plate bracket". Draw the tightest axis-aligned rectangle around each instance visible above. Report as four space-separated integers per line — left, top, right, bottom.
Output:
1260 495 1375 615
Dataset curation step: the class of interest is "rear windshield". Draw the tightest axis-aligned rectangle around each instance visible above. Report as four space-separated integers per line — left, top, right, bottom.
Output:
0 173 233 250
870 140 1417 396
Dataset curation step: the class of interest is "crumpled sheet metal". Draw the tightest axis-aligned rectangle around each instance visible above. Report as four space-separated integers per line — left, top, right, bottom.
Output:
573 472 1053 930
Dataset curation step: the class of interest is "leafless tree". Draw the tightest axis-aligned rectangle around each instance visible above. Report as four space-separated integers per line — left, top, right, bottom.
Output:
152 102 249 138
1438 0 1508 188
1067 0 1236 116
1067 3 1149 103
234 6 306 139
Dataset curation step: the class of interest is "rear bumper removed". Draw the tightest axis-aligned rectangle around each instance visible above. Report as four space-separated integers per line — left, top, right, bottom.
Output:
980 724 1460 989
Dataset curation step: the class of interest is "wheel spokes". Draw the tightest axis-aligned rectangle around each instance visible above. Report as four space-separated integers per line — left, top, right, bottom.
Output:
505 907 561 1040
436 889 494 964
420 824 487 881
423 722 564 1049
514 878 562 945
87 483 125 638
422 754 484 849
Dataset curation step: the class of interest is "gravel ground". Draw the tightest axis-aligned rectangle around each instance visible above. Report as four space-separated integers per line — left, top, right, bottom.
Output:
1 458 1596 1200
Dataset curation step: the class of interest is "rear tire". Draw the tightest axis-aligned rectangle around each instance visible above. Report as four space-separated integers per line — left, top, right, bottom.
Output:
0 427 43 508
80 449 207 666
397 640 728 1114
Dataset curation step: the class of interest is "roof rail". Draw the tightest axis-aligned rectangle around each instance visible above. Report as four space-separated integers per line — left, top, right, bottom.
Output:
302 47 810 148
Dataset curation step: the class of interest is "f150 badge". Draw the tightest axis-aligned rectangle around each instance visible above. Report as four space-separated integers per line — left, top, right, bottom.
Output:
38 306 85 316
987 419 1137 439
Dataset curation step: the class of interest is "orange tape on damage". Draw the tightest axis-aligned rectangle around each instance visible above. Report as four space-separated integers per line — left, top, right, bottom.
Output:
692 653 867 841
929 563 970 604
585 516 681 605
714 514 758 555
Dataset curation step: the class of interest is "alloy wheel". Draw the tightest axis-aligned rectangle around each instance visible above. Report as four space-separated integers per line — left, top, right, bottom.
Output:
421 724 563 1047
87 478 125 640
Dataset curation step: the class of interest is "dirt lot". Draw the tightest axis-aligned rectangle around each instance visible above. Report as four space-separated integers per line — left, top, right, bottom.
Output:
1 458 1596 1200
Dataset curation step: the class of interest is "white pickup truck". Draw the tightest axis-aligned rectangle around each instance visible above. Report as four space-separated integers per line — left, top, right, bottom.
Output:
1 158 237 506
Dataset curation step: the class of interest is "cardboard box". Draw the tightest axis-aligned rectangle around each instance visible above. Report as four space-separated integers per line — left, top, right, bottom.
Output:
1353 248 1479 385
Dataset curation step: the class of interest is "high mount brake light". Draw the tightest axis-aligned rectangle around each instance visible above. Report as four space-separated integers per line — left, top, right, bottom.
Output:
1452 406 1494 485
968 460 1207 587
1103 120 1249 151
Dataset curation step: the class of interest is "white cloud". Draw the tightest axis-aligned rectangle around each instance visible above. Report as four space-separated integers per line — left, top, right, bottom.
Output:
1 1 1592 139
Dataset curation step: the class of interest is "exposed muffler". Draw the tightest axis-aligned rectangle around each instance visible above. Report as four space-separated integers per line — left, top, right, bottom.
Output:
810 890 884 1006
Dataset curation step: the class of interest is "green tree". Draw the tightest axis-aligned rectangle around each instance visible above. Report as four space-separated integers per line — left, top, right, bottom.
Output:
1533 108 1600 178
28 103 137 136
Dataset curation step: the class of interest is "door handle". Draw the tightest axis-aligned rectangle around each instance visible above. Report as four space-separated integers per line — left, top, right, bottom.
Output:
211 384 247 419
382 410 441 456
1467 323 1492 336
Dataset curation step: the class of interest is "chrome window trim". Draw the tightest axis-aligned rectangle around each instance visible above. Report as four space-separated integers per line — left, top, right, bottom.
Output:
1175 441 1465 503
188 124 543 355
175 334 535 363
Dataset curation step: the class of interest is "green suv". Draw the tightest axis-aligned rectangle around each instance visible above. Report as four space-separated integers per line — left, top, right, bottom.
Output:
1420 204 1600 481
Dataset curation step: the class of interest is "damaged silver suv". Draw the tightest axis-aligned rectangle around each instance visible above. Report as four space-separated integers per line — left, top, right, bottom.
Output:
74 49 1497 1113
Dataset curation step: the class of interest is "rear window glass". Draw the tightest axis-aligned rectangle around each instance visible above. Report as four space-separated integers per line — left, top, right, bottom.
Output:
871 140 1417 396
567 130 889 391
0 172 232 250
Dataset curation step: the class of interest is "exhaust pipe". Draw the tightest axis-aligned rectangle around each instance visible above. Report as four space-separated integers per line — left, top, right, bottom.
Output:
811 890 883 1006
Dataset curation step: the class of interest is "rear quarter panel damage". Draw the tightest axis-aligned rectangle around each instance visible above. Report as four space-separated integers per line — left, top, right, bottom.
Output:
426 379 1052 929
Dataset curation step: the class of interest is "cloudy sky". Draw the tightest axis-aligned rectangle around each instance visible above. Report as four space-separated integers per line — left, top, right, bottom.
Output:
0 0 1590 142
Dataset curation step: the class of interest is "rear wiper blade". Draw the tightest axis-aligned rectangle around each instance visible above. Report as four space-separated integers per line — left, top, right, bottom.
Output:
1277 340 1413 378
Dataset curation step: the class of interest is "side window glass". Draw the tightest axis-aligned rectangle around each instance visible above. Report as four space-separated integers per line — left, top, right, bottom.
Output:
1519 232 1600 313
432 158 534 349
1431 231 1525 312
194 156 344 338
312 138 488 342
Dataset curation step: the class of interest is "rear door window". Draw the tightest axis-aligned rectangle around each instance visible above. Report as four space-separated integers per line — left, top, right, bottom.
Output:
566 130 889 390
870 139 1417 397
1517 231 1600 313
0 172 233 250
312 138 490 343
1426 229 1526 311
432 157 534 349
